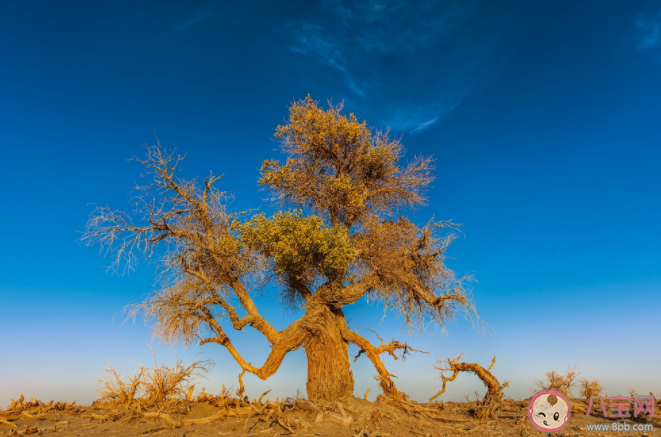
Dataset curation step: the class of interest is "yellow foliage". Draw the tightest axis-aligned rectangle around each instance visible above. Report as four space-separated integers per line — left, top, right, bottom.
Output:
236 210 356 284
260 95 432 228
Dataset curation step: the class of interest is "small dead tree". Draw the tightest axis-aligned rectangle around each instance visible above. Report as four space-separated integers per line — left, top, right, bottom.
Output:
578 378 604 401
140 356 210 407
95 355 210 410
533 364 580 399
96 365 144 406
82 96 479 401
430 355 510 419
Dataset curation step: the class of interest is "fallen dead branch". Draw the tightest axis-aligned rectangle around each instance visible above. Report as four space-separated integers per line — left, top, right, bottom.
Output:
0 417 17 429
258 400 308 433
2 395 82 422
376 395 442 426
413 420 494 435
451 420 494 434
89 412 114 421
19 411 46 420
141 411 183 427
431 355 510 419
185 409 231 424
137 400 256 429
139 425 173 434
294 398 319 414
437 417 470 423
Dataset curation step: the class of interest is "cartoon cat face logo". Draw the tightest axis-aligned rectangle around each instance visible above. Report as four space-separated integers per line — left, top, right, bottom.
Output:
528 390 571 432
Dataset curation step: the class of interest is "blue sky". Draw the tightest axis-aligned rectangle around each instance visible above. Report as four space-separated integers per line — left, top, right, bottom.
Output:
1 0 660 407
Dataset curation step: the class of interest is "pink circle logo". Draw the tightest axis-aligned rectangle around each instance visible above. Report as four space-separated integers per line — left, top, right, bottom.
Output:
527 390 571 432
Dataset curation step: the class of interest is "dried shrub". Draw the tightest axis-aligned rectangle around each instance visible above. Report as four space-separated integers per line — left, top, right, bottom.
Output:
93 353 211 411
578 378 604 400
533 364 580 398
96 365 144 406
140 356 211 407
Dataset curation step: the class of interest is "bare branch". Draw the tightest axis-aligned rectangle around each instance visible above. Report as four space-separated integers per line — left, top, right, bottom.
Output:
339 320 419 400
84 141 277 348
430 355 509 419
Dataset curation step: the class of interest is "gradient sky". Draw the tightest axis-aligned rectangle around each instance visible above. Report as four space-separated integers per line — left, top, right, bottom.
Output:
1 0 660 408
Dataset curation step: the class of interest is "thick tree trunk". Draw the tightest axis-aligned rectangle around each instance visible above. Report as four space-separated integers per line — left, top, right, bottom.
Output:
303 309 354 401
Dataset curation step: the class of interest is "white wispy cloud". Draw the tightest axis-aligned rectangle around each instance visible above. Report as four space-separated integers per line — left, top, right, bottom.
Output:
285 0 490 133
382 91 470 135
289 22 344 70
175 10 210 32
634 14 661 50
288 21 367 96
411 116 441 135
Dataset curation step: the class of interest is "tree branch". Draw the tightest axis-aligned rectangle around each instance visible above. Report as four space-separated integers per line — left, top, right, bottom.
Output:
338 320 421 399
229 279 279 343
352 328 428 363
430 354 510 420
198 310 309 380
287 276 311 300
180 261 277 341
312 271 379 308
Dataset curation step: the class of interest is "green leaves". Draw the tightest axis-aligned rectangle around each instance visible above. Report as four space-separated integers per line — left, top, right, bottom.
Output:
235 210 356 283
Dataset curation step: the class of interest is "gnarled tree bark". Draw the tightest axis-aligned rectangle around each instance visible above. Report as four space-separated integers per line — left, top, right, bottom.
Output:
303 307 354 401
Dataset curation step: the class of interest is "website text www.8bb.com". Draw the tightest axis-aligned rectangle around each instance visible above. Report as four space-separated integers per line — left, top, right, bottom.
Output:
585 421 654 432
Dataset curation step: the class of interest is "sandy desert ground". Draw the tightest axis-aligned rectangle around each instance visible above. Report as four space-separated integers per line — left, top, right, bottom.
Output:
2 394 660 437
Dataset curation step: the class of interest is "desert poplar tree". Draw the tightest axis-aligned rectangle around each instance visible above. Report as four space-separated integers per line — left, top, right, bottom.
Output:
83 96 477 401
